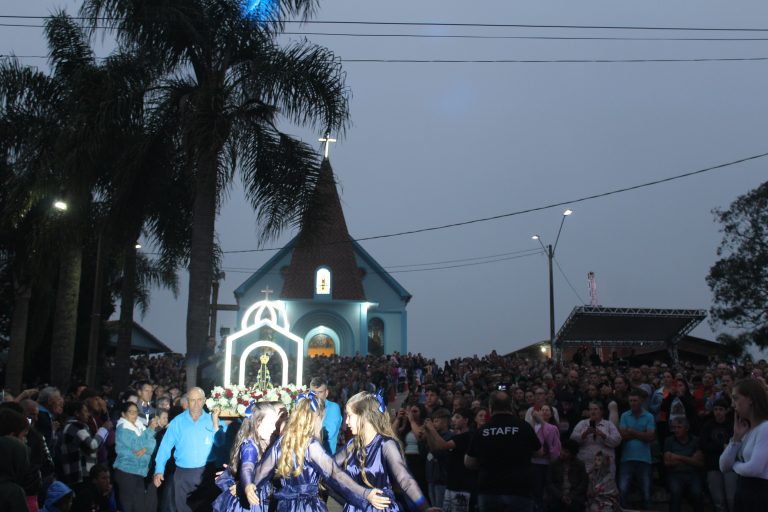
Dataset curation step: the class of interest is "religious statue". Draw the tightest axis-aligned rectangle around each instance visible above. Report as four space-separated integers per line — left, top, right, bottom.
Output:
257 350 272 389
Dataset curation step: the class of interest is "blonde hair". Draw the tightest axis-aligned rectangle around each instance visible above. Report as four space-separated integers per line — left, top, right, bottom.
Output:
276 397 325 478
345 391 403 487
229 402 279 475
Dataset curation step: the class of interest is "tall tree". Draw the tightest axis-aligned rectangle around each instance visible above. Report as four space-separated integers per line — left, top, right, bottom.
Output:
98 57 192 391
0 48 80 392
0 62 50 392
707 181 768 348
82 0 350 388
0 12 188 391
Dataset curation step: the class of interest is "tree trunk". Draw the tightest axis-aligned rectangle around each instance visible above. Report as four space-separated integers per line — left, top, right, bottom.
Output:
6 279 32 394
185 148 219 391
85 231 105 387
50 243 83 391
114 237 138 394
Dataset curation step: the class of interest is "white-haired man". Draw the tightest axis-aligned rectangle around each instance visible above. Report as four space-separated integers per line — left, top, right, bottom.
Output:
153 387 223 512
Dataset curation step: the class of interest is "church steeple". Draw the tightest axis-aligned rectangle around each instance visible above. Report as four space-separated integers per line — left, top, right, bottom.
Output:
280 158 365 300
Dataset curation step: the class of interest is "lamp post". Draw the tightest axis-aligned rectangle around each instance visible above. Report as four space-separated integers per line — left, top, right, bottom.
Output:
532 209 573 361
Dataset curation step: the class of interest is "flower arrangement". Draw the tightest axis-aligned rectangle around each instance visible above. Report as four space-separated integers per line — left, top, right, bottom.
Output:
206 384 307 416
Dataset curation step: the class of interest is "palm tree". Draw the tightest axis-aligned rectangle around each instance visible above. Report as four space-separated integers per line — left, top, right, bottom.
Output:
0 47 82 392
0 12 190 391
82 0 350 388
96 62 193 391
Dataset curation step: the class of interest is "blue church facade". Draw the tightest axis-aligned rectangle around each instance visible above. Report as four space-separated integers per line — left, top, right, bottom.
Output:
232 159 411 359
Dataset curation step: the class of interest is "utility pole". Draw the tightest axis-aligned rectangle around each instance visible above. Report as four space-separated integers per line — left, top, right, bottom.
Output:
532 209 573 363
547 244 555 349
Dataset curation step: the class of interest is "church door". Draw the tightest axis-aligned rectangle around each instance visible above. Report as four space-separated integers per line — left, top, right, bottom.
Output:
307 331 337 358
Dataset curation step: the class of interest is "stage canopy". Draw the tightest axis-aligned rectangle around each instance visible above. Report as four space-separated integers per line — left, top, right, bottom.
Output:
554 306 707 361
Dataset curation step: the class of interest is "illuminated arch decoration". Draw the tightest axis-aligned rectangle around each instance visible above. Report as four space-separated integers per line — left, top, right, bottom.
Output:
223 295 304 387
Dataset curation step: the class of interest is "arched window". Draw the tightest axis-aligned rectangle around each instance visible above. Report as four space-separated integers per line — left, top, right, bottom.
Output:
367 318 385 356
315 267 331 295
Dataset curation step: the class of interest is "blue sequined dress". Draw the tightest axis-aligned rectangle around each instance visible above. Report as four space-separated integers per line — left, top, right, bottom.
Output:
213 440 271 512
334 435 429 512
252 437 372 512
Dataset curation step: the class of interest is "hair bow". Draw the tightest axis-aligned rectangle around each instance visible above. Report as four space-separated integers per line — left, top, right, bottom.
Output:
244 400 256 419
374 389 386 414
296 391 319 413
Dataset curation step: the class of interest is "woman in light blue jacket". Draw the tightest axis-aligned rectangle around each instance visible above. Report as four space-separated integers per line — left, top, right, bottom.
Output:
114 401 157 512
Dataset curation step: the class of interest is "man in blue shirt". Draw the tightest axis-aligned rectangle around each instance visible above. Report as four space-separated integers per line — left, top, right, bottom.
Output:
310 377 342 454
153 387 223 512
618 389 656 510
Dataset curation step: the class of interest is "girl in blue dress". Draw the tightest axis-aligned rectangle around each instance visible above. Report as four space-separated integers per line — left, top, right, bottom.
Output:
251 392 391 512
336 391 438 512
213 402 281 512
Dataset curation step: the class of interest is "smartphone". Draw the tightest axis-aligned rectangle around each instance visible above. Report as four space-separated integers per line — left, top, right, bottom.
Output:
589 420 596 429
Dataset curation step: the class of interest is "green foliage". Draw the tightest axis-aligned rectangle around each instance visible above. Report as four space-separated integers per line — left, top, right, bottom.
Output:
81 1 351 386
707 181 768 348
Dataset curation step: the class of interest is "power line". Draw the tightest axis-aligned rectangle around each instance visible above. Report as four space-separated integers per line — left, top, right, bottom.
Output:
221 249 544 275
553 256 587 304
5 53 768 64
286 32 768 42
178 149 768 255
221 247 542 273
385 248 542 268
342 57 768 63
6 21 768 41
3 15 768 32
348 151 768 244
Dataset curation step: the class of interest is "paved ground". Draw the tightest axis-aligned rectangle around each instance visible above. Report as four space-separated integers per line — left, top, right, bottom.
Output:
327 498 344 512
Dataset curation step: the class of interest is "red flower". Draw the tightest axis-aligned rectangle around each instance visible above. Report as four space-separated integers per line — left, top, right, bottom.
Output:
214 393 221 399
225 389 234 399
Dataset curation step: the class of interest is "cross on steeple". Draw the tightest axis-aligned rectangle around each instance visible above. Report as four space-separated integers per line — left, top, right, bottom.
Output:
319 133 337 159
261 285 274 301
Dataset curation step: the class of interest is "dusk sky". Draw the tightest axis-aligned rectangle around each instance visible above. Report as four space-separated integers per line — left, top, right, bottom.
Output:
3 1 767 362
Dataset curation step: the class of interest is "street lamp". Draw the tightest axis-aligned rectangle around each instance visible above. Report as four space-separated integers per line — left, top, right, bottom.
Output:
532 209 573 361
53 200 68 211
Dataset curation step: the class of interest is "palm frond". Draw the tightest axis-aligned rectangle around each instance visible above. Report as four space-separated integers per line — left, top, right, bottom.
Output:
237 124 321 242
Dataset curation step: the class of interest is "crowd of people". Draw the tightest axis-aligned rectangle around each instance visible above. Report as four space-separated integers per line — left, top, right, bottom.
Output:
0 348 767 512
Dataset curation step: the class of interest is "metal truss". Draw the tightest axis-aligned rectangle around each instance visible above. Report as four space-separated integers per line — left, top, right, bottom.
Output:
553 306 707 364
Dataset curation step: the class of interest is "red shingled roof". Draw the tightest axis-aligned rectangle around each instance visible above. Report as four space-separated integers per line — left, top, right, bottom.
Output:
280 158 366 300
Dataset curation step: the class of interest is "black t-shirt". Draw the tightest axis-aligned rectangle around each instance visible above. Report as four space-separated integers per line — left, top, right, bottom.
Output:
446 431 476 492
466 413 541 497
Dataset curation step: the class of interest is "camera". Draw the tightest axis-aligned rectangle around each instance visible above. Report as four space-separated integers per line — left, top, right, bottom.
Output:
497 383 510 392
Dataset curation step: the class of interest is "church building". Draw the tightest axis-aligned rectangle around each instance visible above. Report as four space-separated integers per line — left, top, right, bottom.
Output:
232 157 411 359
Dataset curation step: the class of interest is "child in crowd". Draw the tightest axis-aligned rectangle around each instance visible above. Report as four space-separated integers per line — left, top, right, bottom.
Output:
337 390 439 512
213 401 280 512
250 392 392 512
